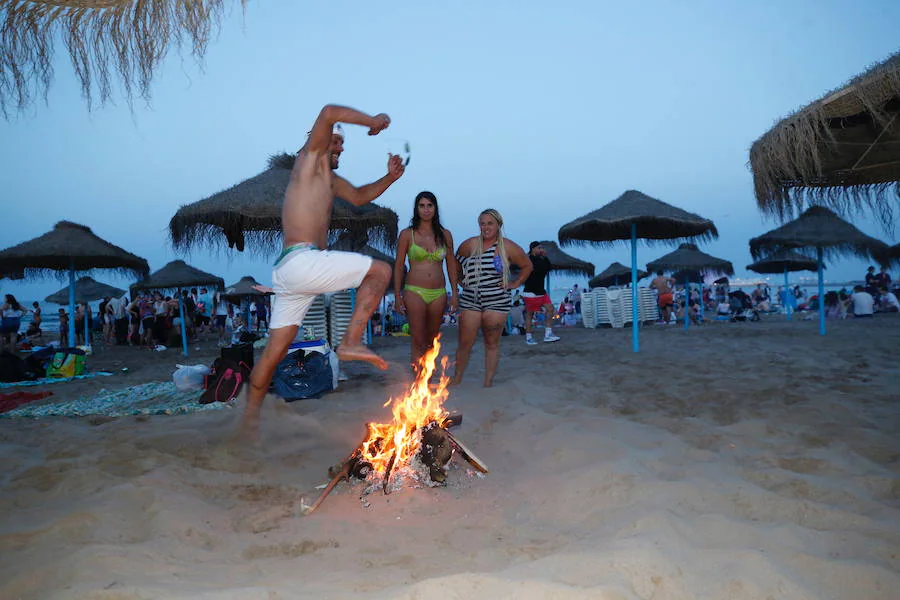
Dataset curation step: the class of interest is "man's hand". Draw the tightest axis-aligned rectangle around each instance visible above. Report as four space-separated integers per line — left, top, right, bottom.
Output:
395 295 406 315
368 113 391 135
448 293 458 313
387 153 406 181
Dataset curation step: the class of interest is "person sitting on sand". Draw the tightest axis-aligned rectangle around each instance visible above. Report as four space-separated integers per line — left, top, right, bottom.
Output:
850 285 874 318
878 287 899 313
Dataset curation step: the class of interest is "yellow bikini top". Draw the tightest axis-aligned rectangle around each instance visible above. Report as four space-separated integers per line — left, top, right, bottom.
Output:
407 230 446 263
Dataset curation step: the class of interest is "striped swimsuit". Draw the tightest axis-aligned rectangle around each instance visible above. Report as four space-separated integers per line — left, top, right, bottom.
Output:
459 244 512 313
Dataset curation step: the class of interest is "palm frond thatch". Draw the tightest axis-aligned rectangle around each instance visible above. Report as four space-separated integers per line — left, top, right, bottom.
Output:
749 52 900 228
746 249 819 274
131 260 224 292
329 231 395 264
0 0 244 117
646 243 735 277
557 190 718 247
748 206 891 265
223 275 269 300
534 241 595 277
589 262 648 288
0 220 149 279
45 276 124 304
169 153 399 256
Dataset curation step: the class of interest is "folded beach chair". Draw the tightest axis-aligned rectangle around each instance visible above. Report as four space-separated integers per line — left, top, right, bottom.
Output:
300 295 328 341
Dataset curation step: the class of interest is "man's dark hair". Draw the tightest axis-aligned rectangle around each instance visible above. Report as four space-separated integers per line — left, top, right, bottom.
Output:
656 270 663 276
410 191 446 248
529 241 540 252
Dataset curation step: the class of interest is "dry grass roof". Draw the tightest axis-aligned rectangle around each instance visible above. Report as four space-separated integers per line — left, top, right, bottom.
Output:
646 243 734 277
748 206 891 265
746 249 819 274
169 153 399 256
0 220 149 279
45 277 125 304
534 241 595 277
1 0 243 117
558 190 718 247
589 262 648 288
131 260 224 292
750 52 900 228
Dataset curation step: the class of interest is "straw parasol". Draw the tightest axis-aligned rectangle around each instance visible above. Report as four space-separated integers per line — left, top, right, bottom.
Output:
329 231 395 265
131 260 224 292
749 206 890 335
646 243 734 277
130 260 223 356
749 52 900 228
0 221 149 344
746 249 818 274
646 243 734 331
558 190 718 351
747 250 820 321
589 262 648 289
224 276 270 299
169 153 399 255
45 277 125 305
1 0 244 117
533 241 595 277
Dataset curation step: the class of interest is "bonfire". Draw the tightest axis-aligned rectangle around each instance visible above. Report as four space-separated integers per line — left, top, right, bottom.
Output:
301 336 487 514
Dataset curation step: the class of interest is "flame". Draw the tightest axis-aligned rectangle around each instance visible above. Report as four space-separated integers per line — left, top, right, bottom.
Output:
360 335 450 475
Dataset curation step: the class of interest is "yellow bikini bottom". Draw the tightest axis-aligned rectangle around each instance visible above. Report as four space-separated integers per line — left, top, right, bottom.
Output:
403 285 446 304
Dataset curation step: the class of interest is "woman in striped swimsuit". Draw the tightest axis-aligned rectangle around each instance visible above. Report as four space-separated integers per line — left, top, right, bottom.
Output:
452 209 533 387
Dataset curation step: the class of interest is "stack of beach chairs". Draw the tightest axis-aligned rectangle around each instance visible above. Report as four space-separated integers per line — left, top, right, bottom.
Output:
581 287 659 329
327 290 370 347
299 295 328 341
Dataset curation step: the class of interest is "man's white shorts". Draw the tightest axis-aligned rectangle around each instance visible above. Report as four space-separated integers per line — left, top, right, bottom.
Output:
269 248 373 330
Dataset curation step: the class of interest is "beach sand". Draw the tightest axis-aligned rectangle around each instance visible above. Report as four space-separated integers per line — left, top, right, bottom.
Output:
1 315 898 599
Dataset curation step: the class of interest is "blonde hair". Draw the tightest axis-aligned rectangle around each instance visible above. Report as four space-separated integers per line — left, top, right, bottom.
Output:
473 208 510 288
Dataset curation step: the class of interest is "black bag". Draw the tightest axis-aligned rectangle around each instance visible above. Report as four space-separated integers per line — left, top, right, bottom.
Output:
221 342 254 369
272 349 334 401
199 358 246 405
0 351 26 383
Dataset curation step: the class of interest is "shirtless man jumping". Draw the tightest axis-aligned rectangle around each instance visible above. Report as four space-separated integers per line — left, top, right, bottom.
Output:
649 270 676 323
242 104 404 430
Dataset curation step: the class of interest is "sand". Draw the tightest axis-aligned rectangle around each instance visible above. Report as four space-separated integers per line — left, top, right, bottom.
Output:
1 315 899 599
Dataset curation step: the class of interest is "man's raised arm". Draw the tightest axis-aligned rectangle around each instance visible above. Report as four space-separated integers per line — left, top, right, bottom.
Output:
307 105 391 153
332 153 405 207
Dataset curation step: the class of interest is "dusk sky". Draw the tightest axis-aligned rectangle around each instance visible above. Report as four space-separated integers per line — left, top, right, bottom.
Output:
2 1 898 304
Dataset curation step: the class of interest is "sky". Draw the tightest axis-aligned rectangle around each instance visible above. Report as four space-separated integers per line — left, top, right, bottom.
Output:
2 0 899 305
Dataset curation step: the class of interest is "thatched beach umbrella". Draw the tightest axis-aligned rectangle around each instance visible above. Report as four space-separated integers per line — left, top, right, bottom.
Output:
0 221 149 345
534 241 595 277
750 52 900 228
328 231 395 265
224 276 269 300
45 277 125 305
647 244 734 330
558 190 717 351
749 206 890 335
590 262 648 289
747 250 819 321
169 153 399 255
1 0 242 117
131 260 224 355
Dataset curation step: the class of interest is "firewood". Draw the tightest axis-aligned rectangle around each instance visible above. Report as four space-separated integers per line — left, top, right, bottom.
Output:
382 450 398 495
420 423 453 483
445 430 489 473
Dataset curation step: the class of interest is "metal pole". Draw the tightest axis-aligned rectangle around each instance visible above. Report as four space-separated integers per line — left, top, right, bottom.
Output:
684 279 690 330
67 262 76 347
178 289 189 356
817 247 825 336
631 224 639 353
784 269 791 321
84 300 90 348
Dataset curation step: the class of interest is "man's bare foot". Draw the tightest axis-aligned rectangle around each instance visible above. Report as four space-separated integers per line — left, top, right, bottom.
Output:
337 345 388 370
448 376 461 387
483 379 493 388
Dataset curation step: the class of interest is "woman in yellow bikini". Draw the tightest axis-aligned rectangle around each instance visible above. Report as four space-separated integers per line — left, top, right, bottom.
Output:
394 191 459 369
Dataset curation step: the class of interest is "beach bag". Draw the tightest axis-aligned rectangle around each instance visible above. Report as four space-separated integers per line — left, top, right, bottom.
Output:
198 360 244 404
0 351 27 383
272 349 334 401
45 350 85 378
221 342 254 369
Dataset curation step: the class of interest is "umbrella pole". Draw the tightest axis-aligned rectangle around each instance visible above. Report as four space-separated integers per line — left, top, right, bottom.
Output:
630 224 639 353
84 301 90 348
817 248 825 336
684 279 690 330
178 289 189 356
68 262 76 347
784 269 791 321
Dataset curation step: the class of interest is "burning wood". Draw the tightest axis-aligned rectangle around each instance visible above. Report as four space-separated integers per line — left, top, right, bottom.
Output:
300 337 487 515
